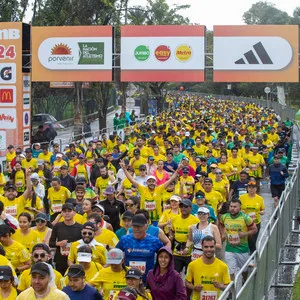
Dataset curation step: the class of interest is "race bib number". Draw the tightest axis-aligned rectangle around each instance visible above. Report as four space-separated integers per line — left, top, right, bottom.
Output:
228 233 240 244
109 290 117 300
52 201 62 213
200 291 218 300
15 181 23 188
248 212 257 221
77 173 85 178
129 261 146 274
5 205 17 216
239 190 247 196
191 248 203 261
163 203 170 211
125 189 133 197
60 243 71 256
145 201 156 211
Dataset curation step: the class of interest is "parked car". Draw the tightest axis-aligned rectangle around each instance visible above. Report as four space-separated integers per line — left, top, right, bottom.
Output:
32 114 64 135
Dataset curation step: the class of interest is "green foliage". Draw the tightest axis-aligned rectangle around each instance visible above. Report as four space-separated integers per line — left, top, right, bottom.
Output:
0 0 28 21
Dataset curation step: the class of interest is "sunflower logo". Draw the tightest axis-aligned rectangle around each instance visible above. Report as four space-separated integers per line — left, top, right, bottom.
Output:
51 43 72 55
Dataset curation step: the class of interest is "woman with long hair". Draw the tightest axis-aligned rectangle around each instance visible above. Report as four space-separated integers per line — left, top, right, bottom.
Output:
32 213 52 245
146 246 186 300
152 160 170 186
12 213 39 252
82 198 96 223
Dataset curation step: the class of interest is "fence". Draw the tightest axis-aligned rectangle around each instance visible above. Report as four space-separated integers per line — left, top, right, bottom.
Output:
219 134 300 299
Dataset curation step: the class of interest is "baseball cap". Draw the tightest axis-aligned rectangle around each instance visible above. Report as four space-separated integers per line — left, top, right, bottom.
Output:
125 268 143 279
77 252 92 262
148 156 154 161
76 177 87 183
92 204 105 213
30 173 39 180
35 213 47 222
82 222 96 232
133 149 140 155
62 203 75 211
16 149 22 155
32 243 51 254
197 207 210 214
117 287 137 300
122 211 134 220
0 266 13 280
180 199 192 207
66 264 85 277
104 186 115 195
30 262 50 276
37 159 44 166
182 167 189 173
78 154 85 159
139 164 146 170
5 183 16 191
56 153 63 158
25 148 32 153
7 145 14 150
185 132 190 136
132 214 147 226
106 248 124 265
182 157 189 161
247 181 257 187
278 148 284 153
204 178 213 184
146 175 156 182
170 195 181 202
60 165 68 170
210 163 218 168
0 225 14 236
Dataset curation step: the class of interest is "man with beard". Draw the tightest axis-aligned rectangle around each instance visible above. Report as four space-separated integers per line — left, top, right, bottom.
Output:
16 262 69 300
18 243 63 291
219 198 257 280
95 166 116 200
68 222 107 266
185 236 231 299
49 203 83 275
21 148 38 171
229 171 250 200
63 264 103 299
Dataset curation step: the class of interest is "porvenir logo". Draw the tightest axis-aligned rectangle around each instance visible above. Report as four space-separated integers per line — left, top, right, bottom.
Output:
176 45 192 62
48 43 74 63
134 45 150 61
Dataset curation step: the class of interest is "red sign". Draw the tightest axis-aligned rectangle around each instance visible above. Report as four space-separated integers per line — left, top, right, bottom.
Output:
155 45 171 62
0 88 13 103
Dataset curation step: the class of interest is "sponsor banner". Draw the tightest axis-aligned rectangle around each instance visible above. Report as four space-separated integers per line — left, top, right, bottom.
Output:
23 110 30 127
23 92 30 109
121 25 205 82
32 26 113 82
50 82 90 88
0 108 16 129
23 75 30 92
0 86 16 106
0 131 6 151
23 129 30 145
0 63 16 84
213 25 299 82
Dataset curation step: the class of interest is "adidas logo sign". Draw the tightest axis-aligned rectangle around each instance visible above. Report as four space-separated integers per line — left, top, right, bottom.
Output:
235 42 273 65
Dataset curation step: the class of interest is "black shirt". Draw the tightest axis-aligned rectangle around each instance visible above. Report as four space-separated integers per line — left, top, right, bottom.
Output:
99 198 125 231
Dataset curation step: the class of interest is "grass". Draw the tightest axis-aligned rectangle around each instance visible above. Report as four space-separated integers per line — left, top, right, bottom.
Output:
292 267 300 300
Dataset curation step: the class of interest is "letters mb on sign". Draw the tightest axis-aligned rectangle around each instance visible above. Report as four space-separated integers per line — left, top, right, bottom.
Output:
0 29 20 40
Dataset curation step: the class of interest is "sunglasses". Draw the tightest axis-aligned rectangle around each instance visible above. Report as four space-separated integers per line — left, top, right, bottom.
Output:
126 204 134 207
140 169 146 171
36 219 46 223
210 167 216 170
216 172 222 174
179 204 190 208
97 144 101 146
82 231 93 236
33 253 47 259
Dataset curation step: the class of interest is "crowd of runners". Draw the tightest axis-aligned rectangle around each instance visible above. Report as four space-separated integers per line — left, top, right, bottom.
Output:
0 94 293 299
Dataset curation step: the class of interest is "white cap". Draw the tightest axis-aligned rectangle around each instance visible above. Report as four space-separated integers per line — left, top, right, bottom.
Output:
185 132 190 136
106 249 124 265
56 153 63 158
30 173 39 180
146 175 157 181
170 195 181 202
77 252 92 262
197 207 210 214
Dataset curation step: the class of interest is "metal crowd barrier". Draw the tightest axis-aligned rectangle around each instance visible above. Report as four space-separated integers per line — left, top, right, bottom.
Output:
219 146 300 300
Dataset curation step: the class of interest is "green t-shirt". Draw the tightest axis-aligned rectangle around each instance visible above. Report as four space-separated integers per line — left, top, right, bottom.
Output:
220 212 253 253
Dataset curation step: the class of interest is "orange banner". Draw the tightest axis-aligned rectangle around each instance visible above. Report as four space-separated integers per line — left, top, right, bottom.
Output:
213 25 299 82
32 26 113 82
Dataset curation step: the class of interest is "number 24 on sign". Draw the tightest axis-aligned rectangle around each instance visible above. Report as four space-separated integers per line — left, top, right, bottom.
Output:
0 45 16 59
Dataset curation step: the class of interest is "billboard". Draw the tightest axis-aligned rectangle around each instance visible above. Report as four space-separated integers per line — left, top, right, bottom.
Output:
213 25 299 82
0 23 28 155
121 25 206 82
32 26 113 82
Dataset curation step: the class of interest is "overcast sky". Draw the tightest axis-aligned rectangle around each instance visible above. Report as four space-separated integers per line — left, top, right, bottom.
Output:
128 0 298 29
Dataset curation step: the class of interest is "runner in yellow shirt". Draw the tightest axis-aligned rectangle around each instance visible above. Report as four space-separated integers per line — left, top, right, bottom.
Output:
0 266 18 300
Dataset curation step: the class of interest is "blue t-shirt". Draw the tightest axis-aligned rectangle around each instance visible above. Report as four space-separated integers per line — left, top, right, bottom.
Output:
116 233 163 284
128 225 159 237
62 284 103 300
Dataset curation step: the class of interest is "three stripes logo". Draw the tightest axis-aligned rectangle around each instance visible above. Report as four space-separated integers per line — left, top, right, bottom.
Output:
235 42 273 65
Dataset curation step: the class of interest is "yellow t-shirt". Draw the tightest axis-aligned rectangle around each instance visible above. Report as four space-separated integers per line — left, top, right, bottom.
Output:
12 229 40 252
171 214 199 255
95 177 111 200
159 209 180 234
75 164 88 182
0 287 17 300
6 151 16 163
16 287 69 300
138 184 165 221
218 162 234 178
90 266 127 299
38 152 53 164
18 268 63 291
247 153 265 178
130 157 147 175
94 228 119 248
240 193 265 224
53 160 68 176
68 159 79 173
204 190 224 215
3 240 30 270
23 196 44 219
0 255 17 277
60 213 84 224
186 257 231 300
0 173 6 195
21 158 38 170
47 186 71 215
2 195 26 217
68 241 107 265
14 170 26 193
212 179 229 201
32 227 52 244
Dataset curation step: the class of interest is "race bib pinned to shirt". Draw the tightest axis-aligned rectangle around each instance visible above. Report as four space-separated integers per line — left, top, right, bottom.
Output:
5 205 17 216
191 248 203 261
129 261 146 274
227 233 240 245
145 201 156 211
52 200 62 213
200 290 218 300
60 243 71 256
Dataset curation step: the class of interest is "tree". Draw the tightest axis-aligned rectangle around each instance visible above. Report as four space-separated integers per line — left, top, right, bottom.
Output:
0 0 29 21
243 1 291 24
